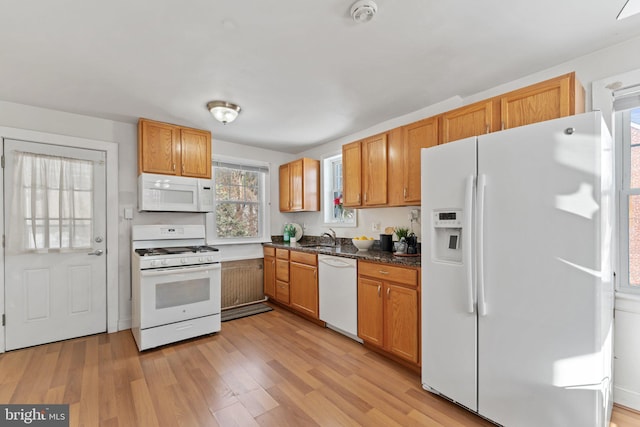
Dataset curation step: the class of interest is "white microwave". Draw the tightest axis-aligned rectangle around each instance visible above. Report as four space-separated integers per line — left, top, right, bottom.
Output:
138 173 214 212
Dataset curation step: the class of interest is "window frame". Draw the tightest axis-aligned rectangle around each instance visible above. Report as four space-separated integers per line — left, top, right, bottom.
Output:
617 108 640 292
322 152 356 227
206 155 271 245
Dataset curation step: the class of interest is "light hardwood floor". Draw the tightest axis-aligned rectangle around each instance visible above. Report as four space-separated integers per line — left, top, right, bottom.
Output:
0 305 638 426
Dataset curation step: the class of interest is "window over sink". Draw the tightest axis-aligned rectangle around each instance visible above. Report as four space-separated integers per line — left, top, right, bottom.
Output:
322 153 356 227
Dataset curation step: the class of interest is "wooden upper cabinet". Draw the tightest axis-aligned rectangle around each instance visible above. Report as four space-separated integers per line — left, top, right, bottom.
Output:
138 119 179 176
342 140 363 207
279 158 319 212
388 117 439 206
441 99 497 144
362 133 388 206
500 72 584 130
279 163 291 212
180 128 212 178
138 118 212 179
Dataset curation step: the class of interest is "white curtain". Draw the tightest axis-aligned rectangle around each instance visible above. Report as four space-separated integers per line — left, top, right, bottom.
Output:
6 151 94 254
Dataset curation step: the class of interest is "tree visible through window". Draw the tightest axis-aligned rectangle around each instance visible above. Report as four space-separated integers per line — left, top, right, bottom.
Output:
211 160 268 242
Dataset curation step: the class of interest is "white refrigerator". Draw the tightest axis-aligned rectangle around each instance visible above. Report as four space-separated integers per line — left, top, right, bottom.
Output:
420 112 614 427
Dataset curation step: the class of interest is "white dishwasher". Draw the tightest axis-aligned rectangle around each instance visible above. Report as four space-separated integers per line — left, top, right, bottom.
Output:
318 255 362 342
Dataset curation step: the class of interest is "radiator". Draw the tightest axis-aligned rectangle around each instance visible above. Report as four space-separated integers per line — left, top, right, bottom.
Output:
221 258 266 309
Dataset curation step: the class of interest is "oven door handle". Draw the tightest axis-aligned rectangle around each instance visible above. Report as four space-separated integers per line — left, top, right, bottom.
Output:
140 263 220 277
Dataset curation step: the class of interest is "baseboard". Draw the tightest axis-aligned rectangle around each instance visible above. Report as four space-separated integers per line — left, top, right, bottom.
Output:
614 385 640 411
118 318 132 331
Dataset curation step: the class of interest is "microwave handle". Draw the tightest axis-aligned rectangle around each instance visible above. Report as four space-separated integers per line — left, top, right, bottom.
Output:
140 263 220 277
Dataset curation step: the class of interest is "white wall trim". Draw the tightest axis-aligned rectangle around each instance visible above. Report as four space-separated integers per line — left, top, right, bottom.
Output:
0 125 119 354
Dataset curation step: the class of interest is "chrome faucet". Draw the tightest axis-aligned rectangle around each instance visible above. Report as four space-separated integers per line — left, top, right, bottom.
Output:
322 228 337 246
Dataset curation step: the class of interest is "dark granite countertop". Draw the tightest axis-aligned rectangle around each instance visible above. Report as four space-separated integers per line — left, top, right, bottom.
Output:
264 237 421 268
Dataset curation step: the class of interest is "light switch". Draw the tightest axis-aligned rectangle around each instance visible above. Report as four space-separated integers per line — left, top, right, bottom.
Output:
124 208 133 220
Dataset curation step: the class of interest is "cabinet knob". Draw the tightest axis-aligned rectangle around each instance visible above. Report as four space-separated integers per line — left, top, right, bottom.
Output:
387 288 391 299
378 270 389 275
172 163 176 171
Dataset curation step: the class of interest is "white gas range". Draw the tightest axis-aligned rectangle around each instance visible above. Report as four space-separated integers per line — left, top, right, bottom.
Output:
131 224 221 351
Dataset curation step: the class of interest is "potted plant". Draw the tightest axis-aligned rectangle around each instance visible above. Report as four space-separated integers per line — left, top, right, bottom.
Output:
394 226 410 241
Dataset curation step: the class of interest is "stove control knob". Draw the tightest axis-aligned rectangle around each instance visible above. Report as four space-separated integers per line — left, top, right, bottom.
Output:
161 259 169 266
206 256 214 262
150 260 159 267
181 258 187 264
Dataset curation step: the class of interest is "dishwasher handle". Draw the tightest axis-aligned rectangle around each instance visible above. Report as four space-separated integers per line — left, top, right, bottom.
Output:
318 257 355 268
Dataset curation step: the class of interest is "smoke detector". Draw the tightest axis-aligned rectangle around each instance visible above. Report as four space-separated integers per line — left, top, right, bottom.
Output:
350 0 378 23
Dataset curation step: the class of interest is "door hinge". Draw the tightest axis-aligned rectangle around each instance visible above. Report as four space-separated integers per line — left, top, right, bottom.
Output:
2 234 4 248
2 314 5 326
1 155 4 168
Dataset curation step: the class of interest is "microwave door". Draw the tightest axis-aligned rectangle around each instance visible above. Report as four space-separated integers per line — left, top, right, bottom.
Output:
140 175 199 212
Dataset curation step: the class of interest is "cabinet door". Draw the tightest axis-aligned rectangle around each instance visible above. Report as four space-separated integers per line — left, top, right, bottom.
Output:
138 119 179 175
279 163 291 212
180 128 211 178
342 141 362 207
402 117 438 204
441 100 493 144
362 133 388 206
357 277 384 346
500 73 582 130
387 128 405 207
289 159 304 211
290 262 319 319
263 256 276 298
384 283 419 363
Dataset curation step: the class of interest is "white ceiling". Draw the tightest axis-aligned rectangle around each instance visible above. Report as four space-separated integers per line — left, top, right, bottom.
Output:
1 0 639 153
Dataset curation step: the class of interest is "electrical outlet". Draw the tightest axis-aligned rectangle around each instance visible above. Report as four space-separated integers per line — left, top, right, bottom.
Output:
371 222 381 232
410 209 420 222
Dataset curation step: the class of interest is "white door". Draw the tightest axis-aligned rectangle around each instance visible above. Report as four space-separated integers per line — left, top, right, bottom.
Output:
421 136 478 411
477 113 610 426
4 139 107 351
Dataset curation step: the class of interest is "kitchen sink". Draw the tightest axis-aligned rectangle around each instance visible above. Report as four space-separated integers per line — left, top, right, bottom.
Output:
298 244 336 249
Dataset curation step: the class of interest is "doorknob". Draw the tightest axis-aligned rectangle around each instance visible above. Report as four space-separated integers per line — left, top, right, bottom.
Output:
88 249 104 256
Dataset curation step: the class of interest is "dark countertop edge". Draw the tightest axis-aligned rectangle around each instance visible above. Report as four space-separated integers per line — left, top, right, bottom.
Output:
263 242 421 268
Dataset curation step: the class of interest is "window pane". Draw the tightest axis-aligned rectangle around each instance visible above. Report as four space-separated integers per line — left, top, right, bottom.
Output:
630 194 640 287
213 164 264 240
631 108 640 189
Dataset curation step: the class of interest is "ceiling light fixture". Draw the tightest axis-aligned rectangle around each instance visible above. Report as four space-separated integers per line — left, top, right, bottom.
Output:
617 0 640 19
207 101 241 125
350 0 378 23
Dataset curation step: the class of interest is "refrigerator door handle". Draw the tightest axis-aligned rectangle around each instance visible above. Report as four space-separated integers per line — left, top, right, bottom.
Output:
464 174 475 314
477 173 488 317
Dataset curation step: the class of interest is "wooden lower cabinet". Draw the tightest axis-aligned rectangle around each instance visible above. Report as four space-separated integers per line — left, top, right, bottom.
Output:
263 247 276 298
264 247 319 319
289 251 319 319
357 261 420 365
274 249 290 305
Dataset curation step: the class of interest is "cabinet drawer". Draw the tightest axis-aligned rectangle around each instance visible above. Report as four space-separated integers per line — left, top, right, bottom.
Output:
276 248 289 260
264 246 275 257
358 261 417 287
290 250 317 266
276 280 290 304
276 259 289 282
